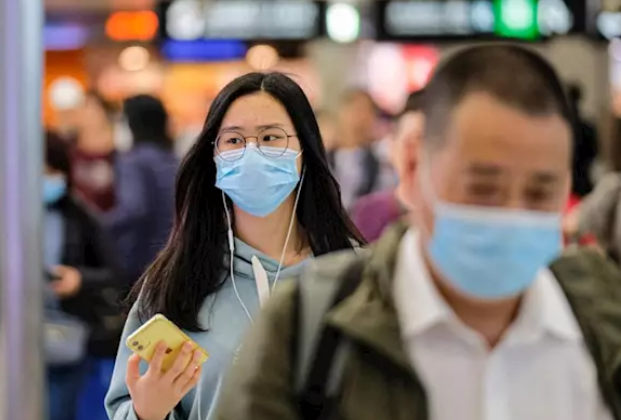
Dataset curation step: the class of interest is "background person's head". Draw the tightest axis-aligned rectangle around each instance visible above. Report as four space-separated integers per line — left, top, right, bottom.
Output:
137 72 363 331
315 109 338 151
123 94 173 150
392 89 425 203
44 131 72 204
75 90 116 154
337 88 379 147
402 45 573 246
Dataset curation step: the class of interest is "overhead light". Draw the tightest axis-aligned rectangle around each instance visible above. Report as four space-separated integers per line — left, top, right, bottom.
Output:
327 2 361 43
48 77 85 111
598 11 621 40
246 45 279 70
118 46 150 72
105 11 159 41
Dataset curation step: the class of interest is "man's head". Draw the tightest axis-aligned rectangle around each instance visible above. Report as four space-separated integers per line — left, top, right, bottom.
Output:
337 89 378 146
393 89 425 203
401 45 572 225
402 45 573 301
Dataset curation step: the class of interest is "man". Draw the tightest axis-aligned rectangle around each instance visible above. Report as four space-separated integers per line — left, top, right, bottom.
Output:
351 89 424 241
328 89 385 210
216 45 620 420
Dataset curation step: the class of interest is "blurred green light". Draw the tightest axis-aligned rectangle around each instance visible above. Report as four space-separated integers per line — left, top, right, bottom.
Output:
494 0 539 40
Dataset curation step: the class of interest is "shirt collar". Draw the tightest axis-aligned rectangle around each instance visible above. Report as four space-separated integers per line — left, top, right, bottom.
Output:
393 229 582 343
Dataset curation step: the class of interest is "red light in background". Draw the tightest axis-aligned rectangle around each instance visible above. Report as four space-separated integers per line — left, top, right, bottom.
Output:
401 45 439 92
105 11 159 41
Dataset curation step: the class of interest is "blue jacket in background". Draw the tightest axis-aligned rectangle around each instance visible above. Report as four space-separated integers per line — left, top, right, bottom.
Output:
105 143 179 285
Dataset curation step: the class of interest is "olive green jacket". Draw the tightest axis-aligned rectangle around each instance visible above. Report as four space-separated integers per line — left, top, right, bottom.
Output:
216 222 621 420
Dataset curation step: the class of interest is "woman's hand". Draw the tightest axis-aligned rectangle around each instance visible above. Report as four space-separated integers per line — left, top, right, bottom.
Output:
126 341 203 420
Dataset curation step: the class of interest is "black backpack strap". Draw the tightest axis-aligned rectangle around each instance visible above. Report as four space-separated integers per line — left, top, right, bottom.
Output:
295 258 365 420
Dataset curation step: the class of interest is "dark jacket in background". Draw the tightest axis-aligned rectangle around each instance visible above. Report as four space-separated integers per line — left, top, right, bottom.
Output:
105 143 179 285
54 195 124 358
327 147 380 210
572 119 598 198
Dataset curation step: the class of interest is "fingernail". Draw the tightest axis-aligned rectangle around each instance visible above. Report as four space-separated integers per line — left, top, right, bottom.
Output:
183 342 193 352
157 342 167 351
193 350 202 360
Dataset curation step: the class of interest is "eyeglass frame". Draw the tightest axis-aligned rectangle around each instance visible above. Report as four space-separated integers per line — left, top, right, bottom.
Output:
211 127 300 160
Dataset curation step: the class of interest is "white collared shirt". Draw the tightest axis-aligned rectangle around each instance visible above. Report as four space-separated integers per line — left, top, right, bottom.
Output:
393 229 613 420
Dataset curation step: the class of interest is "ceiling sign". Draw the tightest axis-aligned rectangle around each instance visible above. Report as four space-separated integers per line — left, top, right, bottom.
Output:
597 0 621 40
374 0 576 41
158 0 326 41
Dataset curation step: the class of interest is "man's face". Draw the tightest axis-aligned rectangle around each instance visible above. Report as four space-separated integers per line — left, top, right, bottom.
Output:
340 94 377 143
402 92 571 240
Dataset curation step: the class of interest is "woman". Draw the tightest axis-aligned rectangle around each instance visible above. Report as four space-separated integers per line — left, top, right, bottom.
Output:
71 91 118 212
104 94 179 287
105 72 364 420
44 132 121 420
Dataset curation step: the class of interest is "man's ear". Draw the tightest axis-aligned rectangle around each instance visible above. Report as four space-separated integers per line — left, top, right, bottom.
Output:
395 139 420 209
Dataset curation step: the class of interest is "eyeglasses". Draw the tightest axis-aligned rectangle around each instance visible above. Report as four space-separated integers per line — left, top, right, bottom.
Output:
213 127 299 162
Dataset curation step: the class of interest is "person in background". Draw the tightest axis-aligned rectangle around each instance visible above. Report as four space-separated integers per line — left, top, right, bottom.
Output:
71 91 118 212
568 83 598 198
104 95 179 287
105 72 364 420
44 131 121 420
351 89 425 242
328 89 384 210
215 45 617 420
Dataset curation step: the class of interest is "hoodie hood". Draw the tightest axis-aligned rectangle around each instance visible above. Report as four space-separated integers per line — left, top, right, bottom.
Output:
229 237 310 284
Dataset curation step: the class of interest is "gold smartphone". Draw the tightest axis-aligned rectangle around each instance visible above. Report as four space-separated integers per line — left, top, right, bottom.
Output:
126 314 209 372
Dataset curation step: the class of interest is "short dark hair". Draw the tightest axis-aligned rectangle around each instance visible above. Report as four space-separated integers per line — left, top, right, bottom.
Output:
567 83 582 104
45 131 72 177
402 89 425 115
423 45 572 150
123 94 173 150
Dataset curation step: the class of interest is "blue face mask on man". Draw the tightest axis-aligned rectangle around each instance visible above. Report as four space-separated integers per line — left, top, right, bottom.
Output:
43 176 67 205
421 165 563 300
215 144 301 218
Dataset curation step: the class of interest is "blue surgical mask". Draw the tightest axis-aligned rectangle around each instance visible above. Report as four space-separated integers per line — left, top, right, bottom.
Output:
421 167 562 299
43 176 67 205
215 145 301 217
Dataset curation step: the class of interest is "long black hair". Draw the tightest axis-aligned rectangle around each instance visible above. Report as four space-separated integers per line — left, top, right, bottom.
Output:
123 94 173 150
130 72 365 331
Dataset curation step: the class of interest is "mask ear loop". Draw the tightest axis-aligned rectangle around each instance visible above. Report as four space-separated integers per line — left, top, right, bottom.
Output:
222 191 253 323
271 167 305 293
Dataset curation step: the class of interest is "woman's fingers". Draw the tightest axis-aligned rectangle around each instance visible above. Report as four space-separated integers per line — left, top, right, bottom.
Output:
163 342 194 383
146 341 168 377
180 365 202 395
174 350 204 390
126 353 142 389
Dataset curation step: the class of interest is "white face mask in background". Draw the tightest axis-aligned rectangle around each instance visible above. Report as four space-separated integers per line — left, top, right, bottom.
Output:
114 119 133 152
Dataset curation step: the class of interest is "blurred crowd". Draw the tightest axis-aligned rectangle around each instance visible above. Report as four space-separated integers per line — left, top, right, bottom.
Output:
42 43 621 420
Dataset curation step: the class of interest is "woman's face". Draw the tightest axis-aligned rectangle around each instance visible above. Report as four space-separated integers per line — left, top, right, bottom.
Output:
215 92 303 173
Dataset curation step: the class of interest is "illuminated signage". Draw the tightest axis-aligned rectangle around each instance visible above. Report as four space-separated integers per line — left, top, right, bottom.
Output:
597 0 621 40
375 0 576 41
161 40 248 62
45 23 89 51
495 0 539 39
105 11 159 41
158 0 326 41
